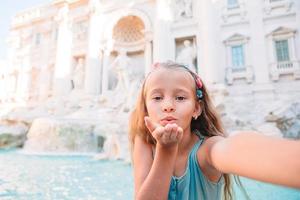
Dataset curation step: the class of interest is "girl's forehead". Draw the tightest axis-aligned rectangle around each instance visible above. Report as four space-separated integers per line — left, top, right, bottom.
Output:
144 67 195 91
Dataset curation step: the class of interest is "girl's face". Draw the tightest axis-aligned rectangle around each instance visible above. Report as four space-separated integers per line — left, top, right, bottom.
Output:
144 67 201 133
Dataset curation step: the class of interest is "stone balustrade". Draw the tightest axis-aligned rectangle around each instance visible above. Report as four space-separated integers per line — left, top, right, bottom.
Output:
263 0 295 17
225 65 254 85
270 60 300 81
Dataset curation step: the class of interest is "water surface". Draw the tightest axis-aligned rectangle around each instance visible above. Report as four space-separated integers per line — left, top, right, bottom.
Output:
0 150 299 200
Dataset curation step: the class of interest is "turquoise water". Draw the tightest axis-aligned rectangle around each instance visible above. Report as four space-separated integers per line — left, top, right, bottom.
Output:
0 149 299 200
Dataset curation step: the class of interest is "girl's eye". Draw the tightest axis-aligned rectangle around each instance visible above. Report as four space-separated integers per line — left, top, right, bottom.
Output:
176 96 185 101
153 96 162 101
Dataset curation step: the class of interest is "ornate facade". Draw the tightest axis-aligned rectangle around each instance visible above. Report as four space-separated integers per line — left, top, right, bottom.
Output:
0 0 300 104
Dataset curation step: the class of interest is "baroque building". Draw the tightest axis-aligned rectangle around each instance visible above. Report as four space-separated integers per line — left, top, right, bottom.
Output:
0 0 299 106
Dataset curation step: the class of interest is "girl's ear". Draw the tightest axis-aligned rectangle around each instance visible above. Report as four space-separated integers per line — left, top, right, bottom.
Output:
193 101 202 119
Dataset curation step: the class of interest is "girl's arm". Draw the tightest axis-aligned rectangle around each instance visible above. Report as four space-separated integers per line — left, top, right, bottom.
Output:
208 132 300 189
133 118 183 200
133 136 177 200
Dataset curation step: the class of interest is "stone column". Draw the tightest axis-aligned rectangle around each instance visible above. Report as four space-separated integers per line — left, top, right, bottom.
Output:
144 32 153 74
20 54 32 100
198 0 219 85
247 0 275 98
268 36 279 81
39 65 52 100
227 45 233 67
16 62 23 100
290 35 300 79
293 0 300 79
53 3 73 95
224 44 233 84
0 71 3 102
267 36 276 64
153 0 173 62
289 36 297 61
296 0 300 62
85 6 103 95
245 40 250 67
248 0 270 84
101 49 111 94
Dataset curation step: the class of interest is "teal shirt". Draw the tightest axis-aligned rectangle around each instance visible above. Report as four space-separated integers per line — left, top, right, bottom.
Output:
168 137 224 200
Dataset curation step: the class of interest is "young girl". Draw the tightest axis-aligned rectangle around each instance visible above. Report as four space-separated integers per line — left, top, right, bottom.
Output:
129 61 300 200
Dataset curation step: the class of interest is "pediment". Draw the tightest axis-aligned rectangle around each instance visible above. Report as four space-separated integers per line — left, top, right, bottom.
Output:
268 26 296 36
224 33 249 42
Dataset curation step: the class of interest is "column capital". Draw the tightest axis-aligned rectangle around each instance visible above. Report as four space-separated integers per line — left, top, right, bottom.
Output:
54 3 69 23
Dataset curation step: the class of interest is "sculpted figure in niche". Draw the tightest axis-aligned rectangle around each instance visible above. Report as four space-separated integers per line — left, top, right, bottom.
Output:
110 49 131 93
72 58 85 90
176 39 197 73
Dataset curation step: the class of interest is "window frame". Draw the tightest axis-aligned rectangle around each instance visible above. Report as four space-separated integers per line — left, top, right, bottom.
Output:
227 0 239 9
275 39 290 62
231 44 245 71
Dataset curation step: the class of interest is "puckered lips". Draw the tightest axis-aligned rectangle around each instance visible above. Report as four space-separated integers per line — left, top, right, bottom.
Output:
160 116 177 126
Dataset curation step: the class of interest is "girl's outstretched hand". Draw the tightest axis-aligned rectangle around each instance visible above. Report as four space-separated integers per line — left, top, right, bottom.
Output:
144 116 183 147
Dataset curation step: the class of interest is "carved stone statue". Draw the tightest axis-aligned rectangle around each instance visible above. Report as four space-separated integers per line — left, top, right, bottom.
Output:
72 58 85 90
176 39 197 72
110 49 131 92
174 0 193 20
57 4 69 24
183 0 193 17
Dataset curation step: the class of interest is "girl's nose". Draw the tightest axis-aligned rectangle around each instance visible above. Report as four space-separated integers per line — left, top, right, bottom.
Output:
162 100 175 112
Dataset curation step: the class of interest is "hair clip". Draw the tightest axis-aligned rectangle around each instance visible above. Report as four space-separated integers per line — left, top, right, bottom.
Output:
180 64 204 100
194 76 203 89
196 89 203 100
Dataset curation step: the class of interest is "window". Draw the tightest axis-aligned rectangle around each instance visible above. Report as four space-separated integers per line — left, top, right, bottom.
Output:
224 34 253 84
275 40 290 62
231 45 245 70
227 0 239 8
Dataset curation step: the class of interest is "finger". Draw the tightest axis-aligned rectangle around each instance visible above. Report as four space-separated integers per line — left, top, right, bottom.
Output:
176 127 183 141
153 126 164 139
164 123 172 133
170 132 177 141
170 124 178 134
162 127 171 142
169 124 178 141
144 116 158 133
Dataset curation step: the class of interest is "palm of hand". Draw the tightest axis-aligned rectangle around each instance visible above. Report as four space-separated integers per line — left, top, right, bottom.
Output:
144 117 183 147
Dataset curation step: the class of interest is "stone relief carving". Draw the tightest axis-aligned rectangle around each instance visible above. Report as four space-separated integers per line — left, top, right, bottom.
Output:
174 0 193 20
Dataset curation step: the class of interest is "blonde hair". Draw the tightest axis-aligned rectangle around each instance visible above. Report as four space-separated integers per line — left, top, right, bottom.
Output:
129 61 234 200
